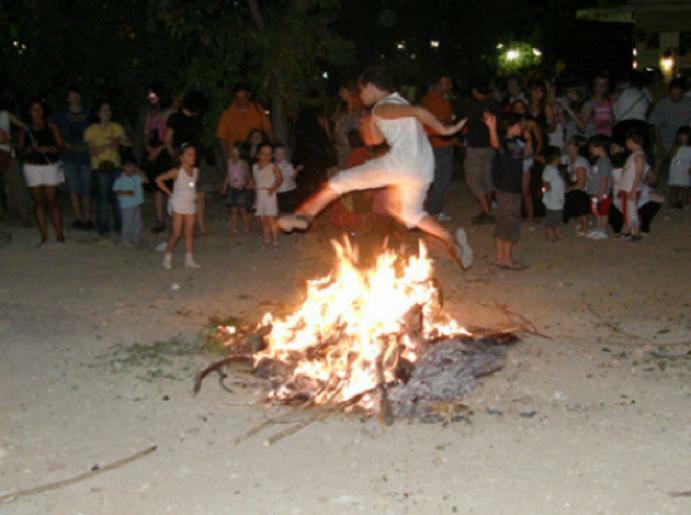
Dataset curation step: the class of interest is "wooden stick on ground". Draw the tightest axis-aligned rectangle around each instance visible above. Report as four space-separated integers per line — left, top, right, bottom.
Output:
481 302 551 339
0 445 157 505
233 400 315 446
585 303 645 340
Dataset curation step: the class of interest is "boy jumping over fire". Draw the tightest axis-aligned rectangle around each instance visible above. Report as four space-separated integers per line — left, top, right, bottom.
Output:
279 67 473 269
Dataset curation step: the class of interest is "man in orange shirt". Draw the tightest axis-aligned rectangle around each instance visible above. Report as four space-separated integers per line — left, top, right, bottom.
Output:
216 83 274 159
422 74 456 221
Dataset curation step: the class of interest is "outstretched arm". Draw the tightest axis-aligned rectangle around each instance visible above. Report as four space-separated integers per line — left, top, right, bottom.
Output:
483 112 500 150
374 104 466 136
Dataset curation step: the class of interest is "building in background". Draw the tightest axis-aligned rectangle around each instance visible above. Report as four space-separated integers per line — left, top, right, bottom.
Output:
577 0 691 80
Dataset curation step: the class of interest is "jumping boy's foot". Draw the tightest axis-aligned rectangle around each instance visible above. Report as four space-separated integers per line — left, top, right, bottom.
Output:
278 213 312 233
450 228 473 270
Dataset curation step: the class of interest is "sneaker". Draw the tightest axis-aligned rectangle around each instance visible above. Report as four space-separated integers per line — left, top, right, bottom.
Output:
591 231 608 240
451 228 473 270
155 242 167 252
436 212 453 222
585 230 599 239
162 254 172 270
278 213 311 233
185 255 201 268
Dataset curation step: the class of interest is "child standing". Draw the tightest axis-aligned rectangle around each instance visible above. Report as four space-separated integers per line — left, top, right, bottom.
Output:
157 144 201 268
274 144 302 213
668 126 691 209
619 129 648 241
586 135 613 239
222 142 252 234
541 145 565 242
487 112 530 269
564 135 591 234
253 143 283 247
113 154 147 245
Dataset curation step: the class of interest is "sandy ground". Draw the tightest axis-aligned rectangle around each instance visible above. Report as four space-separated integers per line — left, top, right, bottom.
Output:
1 180 690 515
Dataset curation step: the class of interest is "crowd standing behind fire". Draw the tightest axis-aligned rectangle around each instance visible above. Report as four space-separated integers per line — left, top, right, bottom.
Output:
0 67 690 269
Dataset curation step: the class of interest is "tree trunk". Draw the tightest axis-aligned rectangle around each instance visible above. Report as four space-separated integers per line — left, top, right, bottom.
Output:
247 0 289 145
271 97 288 146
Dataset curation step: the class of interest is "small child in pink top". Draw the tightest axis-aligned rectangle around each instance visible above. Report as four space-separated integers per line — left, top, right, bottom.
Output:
221 142 252 234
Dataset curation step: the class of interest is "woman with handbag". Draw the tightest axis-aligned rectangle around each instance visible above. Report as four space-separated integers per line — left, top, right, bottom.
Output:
17 99 66 245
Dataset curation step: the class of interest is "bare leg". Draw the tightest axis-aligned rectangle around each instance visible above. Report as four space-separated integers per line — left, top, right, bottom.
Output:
183 213 195 254
81 194 92 223
196 192 209 234
415 214 452 246
494 237 503 264
242 210 252 233
44 186 64 241
69 192 80 220
229 207 238 233
522 172 533 222
269 217 279 245
260 216 270 244
478 192 492 215
154 190 165 227
296 185 341 217
30 187 49 243
416 214 472 269
166 212 183 254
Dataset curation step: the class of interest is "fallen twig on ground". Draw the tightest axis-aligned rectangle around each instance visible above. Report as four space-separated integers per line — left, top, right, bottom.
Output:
0 445 157 505
585 304 691 346
480 302 551 339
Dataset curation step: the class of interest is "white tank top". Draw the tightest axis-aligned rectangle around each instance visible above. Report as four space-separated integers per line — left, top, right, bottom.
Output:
372 93 434 171
171 166 198 206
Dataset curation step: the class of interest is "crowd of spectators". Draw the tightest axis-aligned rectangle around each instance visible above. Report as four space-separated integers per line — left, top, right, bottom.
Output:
0 67 688 270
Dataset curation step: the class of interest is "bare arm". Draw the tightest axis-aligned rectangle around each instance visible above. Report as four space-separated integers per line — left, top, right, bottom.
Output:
630 155 644 194
155 168 178 196
49 123 66 154
483 113 500 150
269 165 283 195
164 127 176 158
374 104 466 136
529 120 543 156
575 167 587 190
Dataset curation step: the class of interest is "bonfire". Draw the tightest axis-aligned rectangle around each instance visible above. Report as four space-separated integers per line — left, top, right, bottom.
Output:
196 237 518 443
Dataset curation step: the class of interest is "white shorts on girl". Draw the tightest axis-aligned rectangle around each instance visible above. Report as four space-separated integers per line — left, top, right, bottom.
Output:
328 155 433 229
23 163 61 188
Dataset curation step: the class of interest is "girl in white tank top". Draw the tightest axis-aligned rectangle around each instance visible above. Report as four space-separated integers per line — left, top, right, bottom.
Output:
156 144 201 269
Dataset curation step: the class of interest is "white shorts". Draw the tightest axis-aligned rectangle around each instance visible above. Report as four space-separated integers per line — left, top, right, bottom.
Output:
23 163 61 188
328 156 433 228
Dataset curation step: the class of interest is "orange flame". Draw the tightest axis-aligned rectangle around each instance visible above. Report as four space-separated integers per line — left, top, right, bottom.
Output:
253 238 468 406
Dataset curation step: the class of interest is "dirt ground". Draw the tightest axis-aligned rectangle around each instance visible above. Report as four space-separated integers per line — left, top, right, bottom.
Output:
1 180 690 515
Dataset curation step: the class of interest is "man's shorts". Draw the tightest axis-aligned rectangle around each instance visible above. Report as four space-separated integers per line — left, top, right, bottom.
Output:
545 209 563 229
464 147 495 197
64 161 92 196
329 155 432 228
494 190 522 244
